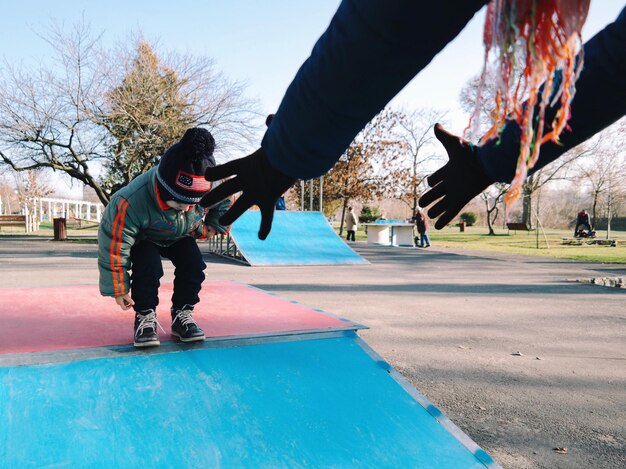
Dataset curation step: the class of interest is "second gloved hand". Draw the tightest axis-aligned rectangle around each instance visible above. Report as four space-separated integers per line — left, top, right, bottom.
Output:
200 149 296 240
419 124 493 229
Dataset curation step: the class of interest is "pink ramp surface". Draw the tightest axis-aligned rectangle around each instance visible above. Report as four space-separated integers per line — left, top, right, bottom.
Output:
0 281 355 355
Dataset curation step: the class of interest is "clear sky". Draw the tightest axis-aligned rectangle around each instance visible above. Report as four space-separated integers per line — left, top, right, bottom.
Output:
0 0 624 194
2 1 623 123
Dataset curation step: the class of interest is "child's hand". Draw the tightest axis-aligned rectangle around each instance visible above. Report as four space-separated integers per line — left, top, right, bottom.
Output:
206 226 217 239
115 294 135 311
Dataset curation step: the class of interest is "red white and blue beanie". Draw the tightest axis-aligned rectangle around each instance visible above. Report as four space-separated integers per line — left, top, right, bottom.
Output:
156 128 215 203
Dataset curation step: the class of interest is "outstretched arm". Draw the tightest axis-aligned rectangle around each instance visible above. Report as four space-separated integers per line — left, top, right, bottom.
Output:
420 7 626 228
201 0 487 238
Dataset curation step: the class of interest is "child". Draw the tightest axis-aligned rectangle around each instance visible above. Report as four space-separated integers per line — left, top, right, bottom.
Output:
98 128 230 348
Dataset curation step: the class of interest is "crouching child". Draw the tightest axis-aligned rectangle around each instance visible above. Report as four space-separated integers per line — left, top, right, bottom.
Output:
98 128 230 348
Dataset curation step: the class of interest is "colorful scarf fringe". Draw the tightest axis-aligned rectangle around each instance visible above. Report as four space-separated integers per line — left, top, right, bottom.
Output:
469 0 590 204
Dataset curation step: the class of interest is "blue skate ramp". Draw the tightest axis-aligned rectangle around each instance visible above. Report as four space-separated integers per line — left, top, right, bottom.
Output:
0 332 496 468
229 210 367 266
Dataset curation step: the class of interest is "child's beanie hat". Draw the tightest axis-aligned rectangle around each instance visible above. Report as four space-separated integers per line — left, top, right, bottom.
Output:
156 128 216 203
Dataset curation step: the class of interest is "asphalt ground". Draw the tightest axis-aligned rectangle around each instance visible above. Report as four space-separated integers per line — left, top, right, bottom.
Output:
0 236 624 468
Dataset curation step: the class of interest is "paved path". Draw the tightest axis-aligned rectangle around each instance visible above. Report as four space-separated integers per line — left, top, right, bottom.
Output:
0 236 624 468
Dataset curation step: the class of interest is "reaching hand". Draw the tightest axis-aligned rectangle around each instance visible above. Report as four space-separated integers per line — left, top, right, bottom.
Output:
419 124 493 229
115 294 135 311
200 149 296 240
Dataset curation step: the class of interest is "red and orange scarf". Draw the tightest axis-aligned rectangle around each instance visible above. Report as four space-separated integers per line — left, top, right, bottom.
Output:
469 0 590 203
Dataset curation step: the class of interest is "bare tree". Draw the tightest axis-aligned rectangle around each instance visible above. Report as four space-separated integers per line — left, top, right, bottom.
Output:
0 21 108 202
388 108 447 215
480 183 508 235
576 117 626 235
312 109 405 235
519 139 597 228
13 170 54 209
0 172 18 214
459 69 500 139
0 21 259 205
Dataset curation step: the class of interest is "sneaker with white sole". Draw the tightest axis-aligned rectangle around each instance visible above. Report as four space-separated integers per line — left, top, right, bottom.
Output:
171 305 205 343
134 310 161 348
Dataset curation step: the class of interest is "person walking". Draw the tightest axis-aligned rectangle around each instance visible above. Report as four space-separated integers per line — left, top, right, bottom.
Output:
345 206 358 242
413 208 431 248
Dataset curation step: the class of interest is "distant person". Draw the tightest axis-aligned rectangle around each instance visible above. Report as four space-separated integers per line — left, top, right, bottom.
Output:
98 128 230 348
412 208 431 248
199 2 626 240
345 206 357 242
574 209 593 237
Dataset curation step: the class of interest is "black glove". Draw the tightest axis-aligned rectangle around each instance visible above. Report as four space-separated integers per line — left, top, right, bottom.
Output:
199 149 296 240
419 124 493 229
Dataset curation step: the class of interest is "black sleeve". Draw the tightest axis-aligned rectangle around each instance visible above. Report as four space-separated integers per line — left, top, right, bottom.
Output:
262 0 487 180
478 7 626 182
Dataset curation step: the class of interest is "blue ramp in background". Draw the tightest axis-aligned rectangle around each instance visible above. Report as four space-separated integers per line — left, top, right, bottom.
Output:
0 332 496 468
227 211 368 266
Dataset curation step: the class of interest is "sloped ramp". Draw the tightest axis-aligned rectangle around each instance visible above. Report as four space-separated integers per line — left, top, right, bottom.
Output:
207 210 368 266
0 283 499 468
0 334 497 468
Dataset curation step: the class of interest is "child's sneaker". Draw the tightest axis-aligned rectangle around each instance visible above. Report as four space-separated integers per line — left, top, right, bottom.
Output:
171 305 205 343
134 310 161 348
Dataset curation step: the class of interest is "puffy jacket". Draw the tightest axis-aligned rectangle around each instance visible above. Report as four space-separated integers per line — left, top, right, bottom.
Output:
98 167 230 297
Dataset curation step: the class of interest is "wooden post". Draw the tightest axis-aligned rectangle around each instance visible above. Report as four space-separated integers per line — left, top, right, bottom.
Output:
53 218 67 241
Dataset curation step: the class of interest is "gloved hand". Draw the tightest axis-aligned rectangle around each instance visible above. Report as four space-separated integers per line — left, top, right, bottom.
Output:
419 124 493 229
200 149 296 240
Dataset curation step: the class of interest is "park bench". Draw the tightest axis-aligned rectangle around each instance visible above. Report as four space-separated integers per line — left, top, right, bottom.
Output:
0 214 28 232
506 222 530 234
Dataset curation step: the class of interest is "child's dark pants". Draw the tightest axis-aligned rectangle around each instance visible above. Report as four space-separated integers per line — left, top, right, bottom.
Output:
130 237 206 313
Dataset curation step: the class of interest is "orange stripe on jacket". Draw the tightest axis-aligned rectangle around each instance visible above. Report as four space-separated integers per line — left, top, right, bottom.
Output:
109 199 129 297
115 200 130 295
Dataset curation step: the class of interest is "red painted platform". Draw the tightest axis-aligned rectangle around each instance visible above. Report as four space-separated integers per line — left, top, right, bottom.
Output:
0 281 356 355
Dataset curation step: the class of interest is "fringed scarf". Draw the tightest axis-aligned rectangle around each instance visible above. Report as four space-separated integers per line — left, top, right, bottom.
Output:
468 0 590 204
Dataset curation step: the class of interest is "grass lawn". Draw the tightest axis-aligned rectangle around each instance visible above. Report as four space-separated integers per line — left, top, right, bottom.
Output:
430 226 626 263
337 225 626 264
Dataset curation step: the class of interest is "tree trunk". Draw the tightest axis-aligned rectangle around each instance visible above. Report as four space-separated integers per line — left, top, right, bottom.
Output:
522 175 534 229
591 191 599 228
606 184 612 239
484 198 495 235
502 199 508 229
486 202 499 236
339 199 348 236
486 213 495 235
90 183 110 207
522 193 533 229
